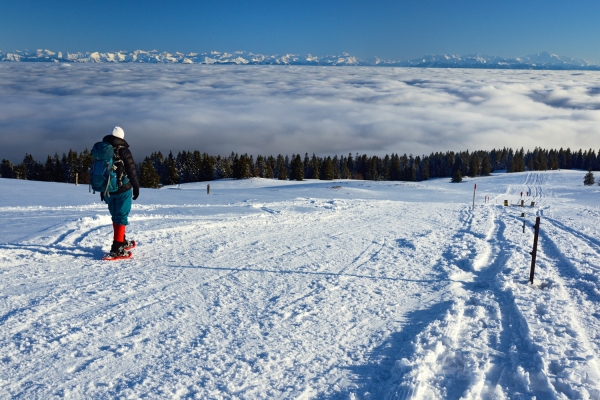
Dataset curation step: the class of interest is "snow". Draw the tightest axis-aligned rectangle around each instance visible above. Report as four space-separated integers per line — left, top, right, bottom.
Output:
1 170 600 398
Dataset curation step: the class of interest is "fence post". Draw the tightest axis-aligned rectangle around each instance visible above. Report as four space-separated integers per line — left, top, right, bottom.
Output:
529 217 541 284
75 172 78 186
472 184 476 209
207 184 210 194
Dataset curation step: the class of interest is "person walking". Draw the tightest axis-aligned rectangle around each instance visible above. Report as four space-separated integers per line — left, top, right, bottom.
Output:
99 126 140 260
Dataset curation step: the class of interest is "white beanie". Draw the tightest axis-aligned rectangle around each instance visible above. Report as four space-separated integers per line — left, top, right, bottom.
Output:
112 126 125 139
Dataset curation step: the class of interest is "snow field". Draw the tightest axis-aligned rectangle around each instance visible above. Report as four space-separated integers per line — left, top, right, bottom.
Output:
1 171 600 399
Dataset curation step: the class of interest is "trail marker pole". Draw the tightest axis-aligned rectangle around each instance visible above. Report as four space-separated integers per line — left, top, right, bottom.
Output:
75 173 78 186
529 217 541 284
207 184 210 194
472 184 477 209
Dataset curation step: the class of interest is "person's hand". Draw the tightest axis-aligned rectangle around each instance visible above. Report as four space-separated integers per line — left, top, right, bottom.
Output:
100 193 104 202
133 187 139 200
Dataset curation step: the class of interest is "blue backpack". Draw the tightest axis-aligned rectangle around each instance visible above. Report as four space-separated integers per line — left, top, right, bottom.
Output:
89 142 128 197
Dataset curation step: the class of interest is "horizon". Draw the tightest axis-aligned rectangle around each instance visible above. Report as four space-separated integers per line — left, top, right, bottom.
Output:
1 48 590 62
2 1 600 167
2 0 600 63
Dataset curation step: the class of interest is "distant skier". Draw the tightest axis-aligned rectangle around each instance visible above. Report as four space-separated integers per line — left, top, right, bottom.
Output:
92 126 140 260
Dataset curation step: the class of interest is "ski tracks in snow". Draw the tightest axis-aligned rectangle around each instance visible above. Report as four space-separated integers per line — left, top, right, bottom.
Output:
381 183 600 399
525 213 600 398
0 198 465 398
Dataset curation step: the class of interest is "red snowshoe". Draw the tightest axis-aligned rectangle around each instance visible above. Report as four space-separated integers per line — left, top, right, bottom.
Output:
102 250 133 261
102 240 133 261
124 238 136 251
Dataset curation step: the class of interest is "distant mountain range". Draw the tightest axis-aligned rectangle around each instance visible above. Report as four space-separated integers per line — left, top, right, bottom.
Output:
1 49 598 70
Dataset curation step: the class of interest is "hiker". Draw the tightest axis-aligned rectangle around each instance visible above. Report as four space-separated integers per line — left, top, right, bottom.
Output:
98 126 140 260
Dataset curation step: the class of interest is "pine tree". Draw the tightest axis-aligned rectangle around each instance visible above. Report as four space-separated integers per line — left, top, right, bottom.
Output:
166 158 179 185
320 157 334 180
584 169 595 186
264 163 274 179
347 153 355 178
291 154 304 181
276 155 287 180
408 163 415 181
310 154 319 179
201 153 215 181
16 164 27 180
451 155 463 183
366 157 379 181
451 168 462 183
341 162 351 179
421 158 430 180
233 154 251 179
481 156 491 176
0 159 14 178
53 153 64 182
140 157 161 188
43 156 55 181
303 153 310 178
468 153 479 177
332 155 341 179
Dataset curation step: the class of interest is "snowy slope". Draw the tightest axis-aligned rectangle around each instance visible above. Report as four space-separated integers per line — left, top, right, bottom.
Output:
1 171 600 398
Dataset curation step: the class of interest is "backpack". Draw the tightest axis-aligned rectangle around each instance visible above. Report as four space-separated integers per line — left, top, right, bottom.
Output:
89 142 129 197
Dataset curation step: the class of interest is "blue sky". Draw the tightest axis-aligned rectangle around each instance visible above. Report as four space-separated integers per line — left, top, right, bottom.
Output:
2 0 599 61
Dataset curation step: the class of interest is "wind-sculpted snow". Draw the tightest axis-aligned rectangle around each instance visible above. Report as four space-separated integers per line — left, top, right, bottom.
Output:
2 64 600 161
1 170 600 398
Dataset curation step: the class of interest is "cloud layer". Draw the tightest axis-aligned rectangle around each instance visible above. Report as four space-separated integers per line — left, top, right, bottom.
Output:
1 63 600 163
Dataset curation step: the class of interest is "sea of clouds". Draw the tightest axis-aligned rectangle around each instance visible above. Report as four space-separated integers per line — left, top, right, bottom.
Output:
1 63 600 162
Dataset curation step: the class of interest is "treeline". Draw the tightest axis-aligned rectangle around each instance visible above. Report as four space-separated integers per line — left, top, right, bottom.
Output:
1 147 599 187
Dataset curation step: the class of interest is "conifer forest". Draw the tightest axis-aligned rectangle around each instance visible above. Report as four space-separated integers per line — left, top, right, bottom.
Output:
1 147 598 188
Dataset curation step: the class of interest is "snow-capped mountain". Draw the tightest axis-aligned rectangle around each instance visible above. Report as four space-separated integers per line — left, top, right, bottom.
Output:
1 49 597 69
379 51 597 69
0 49 369 66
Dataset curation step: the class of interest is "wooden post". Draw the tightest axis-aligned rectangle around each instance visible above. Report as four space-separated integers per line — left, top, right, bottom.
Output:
472 184 477 209
75 172 78 186
207 184 210 194
529 217 541 284
521 199 524 207
504 200 508 206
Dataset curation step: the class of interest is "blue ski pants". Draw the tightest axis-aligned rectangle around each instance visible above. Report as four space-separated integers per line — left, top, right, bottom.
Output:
104 189 132 226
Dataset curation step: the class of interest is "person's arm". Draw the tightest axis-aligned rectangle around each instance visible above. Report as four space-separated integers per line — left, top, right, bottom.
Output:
122 148 140 199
